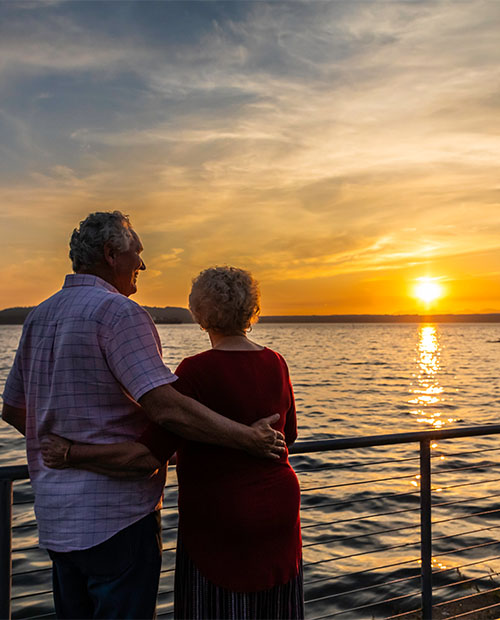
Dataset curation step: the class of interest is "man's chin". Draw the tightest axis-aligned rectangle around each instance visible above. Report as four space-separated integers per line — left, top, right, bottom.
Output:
122 283 137 297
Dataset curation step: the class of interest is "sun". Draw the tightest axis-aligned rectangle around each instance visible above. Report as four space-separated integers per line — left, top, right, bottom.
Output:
413 278 444 305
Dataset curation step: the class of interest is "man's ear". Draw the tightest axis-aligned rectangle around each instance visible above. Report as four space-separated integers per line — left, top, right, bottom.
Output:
103 242 117 267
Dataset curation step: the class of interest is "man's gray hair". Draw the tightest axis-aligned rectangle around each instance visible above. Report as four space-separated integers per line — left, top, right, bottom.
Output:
69 211 134 272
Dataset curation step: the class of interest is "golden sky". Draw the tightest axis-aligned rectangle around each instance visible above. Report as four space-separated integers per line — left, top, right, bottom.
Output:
1 0 500 315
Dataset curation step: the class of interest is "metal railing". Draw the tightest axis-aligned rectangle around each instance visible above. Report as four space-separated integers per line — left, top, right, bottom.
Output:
3 424 500 620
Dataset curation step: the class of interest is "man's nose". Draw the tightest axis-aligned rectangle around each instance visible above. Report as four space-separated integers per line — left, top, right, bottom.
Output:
139 259 146 271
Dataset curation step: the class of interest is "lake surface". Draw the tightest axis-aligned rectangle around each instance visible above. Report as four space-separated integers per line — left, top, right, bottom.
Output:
2 323 500 618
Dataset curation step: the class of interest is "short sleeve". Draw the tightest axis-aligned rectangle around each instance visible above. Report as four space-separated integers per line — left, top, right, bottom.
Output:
2 342 26 409
104 303 177 401
171 357 200 399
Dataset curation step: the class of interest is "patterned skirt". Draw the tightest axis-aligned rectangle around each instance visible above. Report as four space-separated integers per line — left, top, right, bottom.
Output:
174 538 304 620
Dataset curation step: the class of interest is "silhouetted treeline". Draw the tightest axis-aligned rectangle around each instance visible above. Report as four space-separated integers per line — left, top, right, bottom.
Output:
0 307 33 324
143 306 193 324
0 306 193 325
2 307 500 325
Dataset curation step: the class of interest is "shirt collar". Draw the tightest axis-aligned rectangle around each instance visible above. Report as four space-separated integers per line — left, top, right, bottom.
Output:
63 273 120 294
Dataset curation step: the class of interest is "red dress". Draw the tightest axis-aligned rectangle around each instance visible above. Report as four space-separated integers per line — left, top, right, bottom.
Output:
139 347 302 593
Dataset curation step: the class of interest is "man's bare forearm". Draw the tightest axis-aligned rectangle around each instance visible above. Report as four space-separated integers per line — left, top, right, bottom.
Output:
2 403 26 436
140 386 249 447
138 384 284 459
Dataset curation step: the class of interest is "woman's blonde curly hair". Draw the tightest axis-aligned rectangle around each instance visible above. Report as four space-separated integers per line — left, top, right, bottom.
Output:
189 266 260 334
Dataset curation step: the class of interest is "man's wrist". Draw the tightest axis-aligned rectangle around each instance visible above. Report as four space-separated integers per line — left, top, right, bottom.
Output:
239 425 257 455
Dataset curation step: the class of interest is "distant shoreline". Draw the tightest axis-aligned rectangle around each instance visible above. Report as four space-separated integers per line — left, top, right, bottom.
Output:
260 313 500 323
2 306 500 325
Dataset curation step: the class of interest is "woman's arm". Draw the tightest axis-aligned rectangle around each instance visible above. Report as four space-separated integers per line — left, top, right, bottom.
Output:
40 434 163 479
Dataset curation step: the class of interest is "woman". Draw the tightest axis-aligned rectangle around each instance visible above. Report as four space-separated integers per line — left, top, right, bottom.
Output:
42 266 303 620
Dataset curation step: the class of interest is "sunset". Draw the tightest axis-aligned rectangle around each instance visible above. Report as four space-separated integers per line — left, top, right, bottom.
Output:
412 277 445 307
1 0 500 315
4 3 500 617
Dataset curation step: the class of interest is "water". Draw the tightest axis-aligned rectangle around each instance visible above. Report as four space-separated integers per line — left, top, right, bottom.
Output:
2 322 500 618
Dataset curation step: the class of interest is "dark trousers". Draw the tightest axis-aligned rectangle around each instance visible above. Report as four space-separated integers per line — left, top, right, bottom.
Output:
48 511 162 620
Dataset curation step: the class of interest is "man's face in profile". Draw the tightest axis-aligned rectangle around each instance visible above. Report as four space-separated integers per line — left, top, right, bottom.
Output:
113 230 146 297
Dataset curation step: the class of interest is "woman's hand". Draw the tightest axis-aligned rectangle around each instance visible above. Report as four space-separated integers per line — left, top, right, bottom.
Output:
41 434 72 469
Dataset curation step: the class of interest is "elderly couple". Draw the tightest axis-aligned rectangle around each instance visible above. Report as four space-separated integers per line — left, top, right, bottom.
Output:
2 211 303 620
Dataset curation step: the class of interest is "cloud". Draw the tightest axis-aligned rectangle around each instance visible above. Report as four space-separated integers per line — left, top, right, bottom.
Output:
0 1 499 312
152 248 185 270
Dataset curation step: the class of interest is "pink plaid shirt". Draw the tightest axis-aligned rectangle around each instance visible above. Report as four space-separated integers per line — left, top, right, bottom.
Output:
2 274 177 551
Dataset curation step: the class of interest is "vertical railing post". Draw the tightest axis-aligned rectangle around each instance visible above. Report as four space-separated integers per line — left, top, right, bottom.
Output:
420 440 433 619
0 478 13 620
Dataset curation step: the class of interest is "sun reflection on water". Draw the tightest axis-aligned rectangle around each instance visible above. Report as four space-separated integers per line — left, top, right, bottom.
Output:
409 325 457 490
409 325 457 429
417 557 449 570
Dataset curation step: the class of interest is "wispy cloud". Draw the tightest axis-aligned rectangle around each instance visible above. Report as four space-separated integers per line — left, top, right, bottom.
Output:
0 1 499 312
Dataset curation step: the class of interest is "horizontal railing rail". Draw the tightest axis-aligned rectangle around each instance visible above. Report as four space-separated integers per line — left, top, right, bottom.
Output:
0 465 28 481
3 424 500 619
288 424 500 453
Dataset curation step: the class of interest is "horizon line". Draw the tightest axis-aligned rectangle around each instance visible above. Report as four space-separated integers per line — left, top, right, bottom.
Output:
2 306 500 324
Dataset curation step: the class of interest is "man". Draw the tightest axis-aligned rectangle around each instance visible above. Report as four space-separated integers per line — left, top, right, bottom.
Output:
2 211 285 619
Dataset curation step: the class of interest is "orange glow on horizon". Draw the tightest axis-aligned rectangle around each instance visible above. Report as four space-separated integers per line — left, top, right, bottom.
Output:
1 3 500 315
